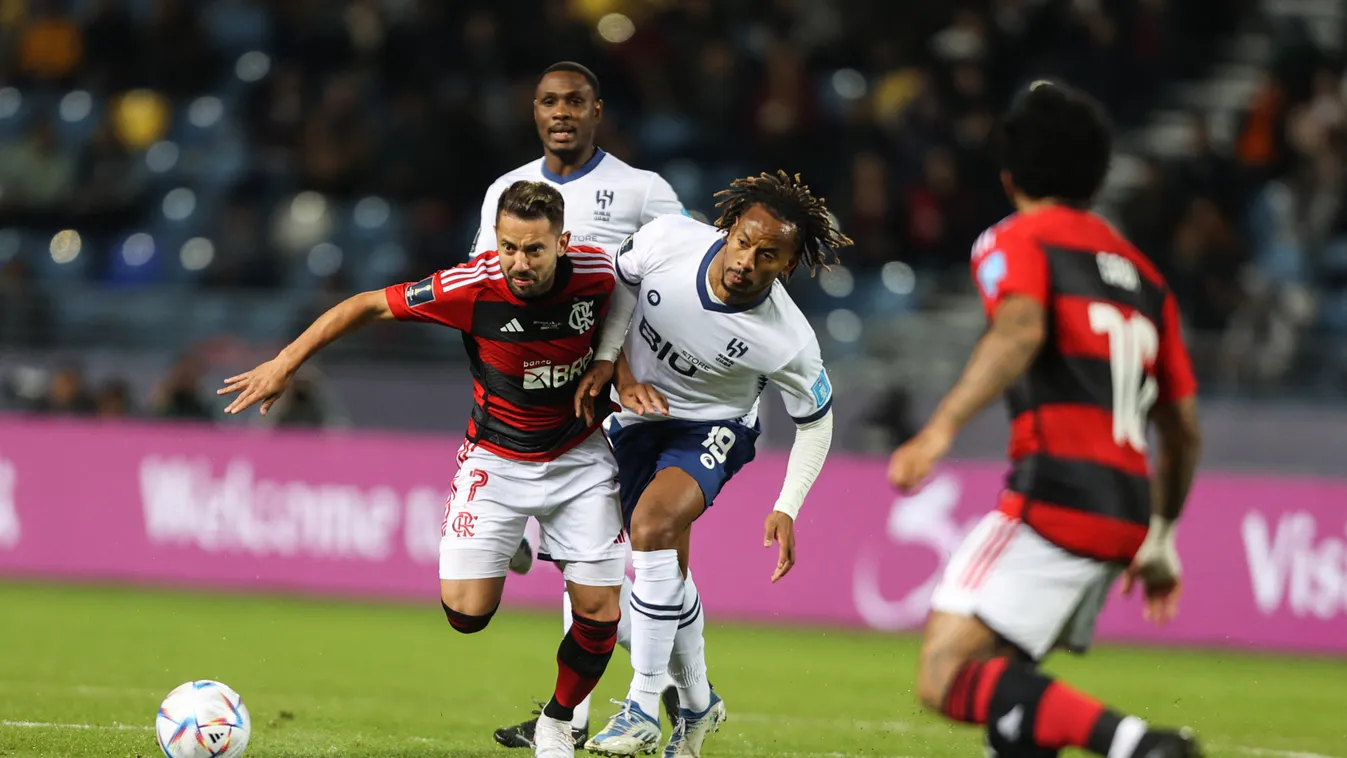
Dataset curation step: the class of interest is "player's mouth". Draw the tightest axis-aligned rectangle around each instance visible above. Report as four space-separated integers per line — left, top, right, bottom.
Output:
511 275 536 288
549 126 577 143
726 271 749 288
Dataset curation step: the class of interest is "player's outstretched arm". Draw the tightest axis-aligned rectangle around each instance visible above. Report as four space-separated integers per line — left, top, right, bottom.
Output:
219 290 393 416
888 295 1045 492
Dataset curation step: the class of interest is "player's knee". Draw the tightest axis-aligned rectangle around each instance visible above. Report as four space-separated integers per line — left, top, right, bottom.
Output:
569 590 620 623
628 511 681 551
441 600 497 634
916 642 968 712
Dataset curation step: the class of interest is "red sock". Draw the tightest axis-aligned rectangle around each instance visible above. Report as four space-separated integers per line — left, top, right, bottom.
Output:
942 659 1118 755
1034 679 1107 749
544 614 618 721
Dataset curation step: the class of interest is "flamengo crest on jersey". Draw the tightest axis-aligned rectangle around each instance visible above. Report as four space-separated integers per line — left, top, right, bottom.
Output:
472 148 686 257
613 214 833 426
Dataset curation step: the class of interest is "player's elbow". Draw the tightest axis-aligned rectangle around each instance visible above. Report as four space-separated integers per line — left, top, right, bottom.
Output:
354 290 395 321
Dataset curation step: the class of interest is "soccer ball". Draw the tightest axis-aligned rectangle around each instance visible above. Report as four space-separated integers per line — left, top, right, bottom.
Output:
155 680 251 758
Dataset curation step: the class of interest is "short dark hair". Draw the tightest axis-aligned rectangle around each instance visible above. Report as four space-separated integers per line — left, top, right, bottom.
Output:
496 180 565 232
992 80 1112 205
538 61 601 100
713 170 853 275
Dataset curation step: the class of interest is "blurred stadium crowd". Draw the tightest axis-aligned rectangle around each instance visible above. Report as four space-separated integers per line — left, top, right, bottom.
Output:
7 0 1347 424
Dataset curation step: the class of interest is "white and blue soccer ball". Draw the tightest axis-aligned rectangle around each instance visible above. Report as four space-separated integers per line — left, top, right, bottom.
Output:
155 680 251 758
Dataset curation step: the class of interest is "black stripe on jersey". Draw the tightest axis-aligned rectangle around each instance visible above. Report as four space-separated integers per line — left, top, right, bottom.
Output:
1006 354 1113 417
793 398 832 425
469 295 609 343
475 356 576 409
1008 454 1150 526
469 404 591 455
1043 245 1167 321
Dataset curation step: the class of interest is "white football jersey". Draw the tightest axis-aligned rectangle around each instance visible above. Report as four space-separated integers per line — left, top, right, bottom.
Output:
613 214 834 426
472 148 685 257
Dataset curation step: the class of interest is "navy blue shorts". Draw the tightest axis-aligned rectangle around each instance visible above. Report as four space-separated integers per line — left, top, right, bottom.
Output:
605 416 760 527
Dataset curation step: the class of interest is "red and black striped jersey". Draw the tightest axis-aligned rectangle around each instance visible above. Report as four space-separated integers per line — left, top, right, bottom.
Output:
970 206 1198 563
383 246 615 462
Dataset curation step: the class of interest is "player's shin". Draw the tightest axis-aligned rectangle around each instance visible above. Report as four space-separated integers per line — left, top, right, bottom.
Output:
941 657 1147 758
668 570 711 713
545 612 619 723
562 590 594 730
628 549 683 716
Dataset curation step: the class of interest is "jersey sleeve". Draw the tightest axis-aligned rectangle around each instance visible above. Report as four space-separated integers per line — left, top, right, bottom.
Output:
770 337 834 425
615 215 671 286
383 265 478 330
970 225 1049 318
1155 292 1198 403
640 173 687 223
470 181 506 256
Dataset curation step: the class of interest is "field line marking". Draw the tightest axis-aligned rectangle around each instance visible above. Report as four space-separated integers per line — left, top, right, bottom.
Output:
3 702 1340 758
2 720 150 731
1230 748 1342 758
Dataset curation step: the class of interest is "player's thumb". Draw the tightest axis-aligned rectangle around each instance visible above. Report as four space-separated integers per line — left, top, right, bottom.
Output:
1120 568 1136 597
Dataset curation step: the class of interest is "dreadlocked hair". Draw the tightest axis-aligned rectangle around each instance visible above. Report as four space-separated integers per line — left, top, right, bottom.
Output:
712 170 853 276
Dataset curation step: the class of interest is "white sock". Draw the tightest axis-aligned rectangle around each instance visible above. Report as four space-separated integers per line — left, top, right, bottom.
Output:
1107 716 1148 758
560 590 592 729
669 570 711 714
617 573 634 651
627 549 682 717
618 574 677 699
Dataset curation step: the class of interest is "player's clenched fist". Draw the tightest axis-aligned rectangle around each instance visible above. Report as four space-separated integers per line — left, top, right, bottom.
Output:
218 358 295 416
887 424 954 493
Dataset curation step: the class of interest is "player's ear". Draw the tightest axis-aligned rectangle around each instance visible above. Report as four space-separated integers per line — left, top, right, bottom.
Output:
558 231 571 253
593 98 603 122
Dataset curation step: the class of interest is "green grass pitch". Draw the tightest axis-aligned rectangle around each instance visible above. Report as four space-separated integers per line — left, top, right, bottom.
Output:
0 580 1343 758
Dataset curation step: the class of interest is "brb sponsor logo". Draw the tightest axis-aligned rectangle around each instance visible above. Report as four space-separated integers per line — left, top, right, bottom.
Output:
851 473 981 629
138 455 448 564
0 457 19 549
1243 510 1347 619
523 348 594 390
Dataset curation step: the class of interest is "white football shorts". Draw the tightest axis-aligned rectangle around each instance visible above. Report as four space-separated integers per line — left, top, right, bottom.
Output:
929 510 1122 661
438 428 626 586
